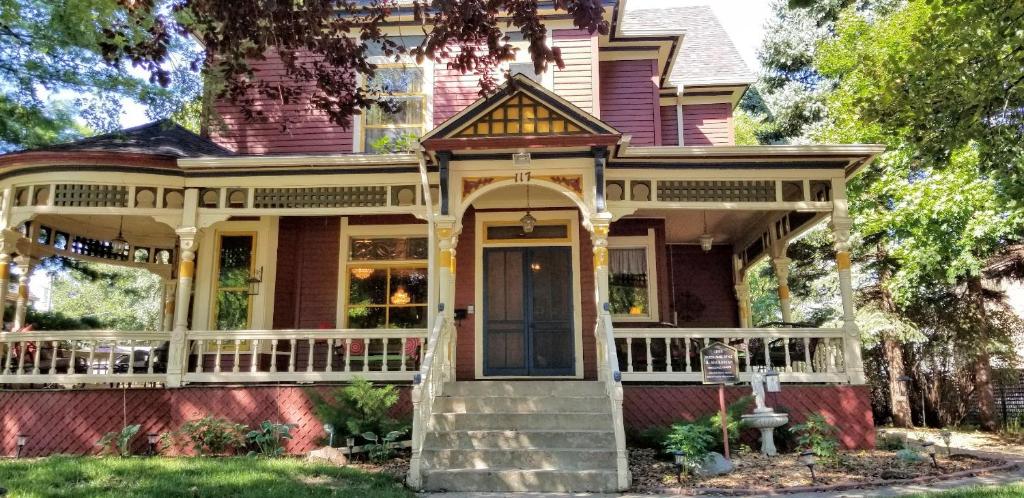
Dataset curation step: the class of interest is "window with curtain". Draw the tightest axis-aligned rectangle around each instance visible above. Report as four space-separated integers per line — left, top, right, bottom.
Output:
609 247 651 318
346 237 428 329
364 65 426 153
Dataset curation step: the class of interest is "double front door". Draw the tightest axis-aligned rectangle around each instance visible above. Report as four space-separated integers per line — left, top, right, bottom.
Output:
483 246 575 376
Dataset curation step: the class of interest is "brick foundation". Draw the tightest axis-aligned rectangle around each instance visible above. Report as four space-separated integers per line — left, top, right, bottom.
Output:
0 385 411 457
622 384 875 449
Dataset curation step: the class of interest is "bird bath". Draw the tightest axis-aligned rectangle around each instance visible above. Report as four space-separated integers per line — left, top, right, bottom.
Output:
742 372 790 456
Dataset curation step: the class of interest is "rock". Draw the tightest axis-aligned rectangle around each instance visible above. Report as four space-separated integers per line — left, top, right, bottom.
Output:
308 446 348 466
696 452 733 476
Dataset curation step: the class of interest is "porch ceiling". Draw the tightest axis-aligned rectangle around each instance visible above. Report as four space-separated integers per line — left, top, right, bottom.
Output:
624 208 787 246
34 214 177 246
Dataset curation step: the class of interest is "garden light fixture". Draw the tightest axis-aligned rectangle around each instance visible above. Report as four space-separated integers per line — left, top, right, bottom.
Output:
147 433 159 456
940 430 953 455
323 424 335 447
764 370 781 393
15 435 27 458
672 451 685 484
922 440 938 468
346 436 356 464
246 267 264 296
799 450 816 482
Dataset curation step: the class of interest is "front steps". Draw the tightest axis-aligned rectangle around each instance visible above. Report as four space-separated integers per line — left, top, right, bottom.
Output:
419 381 621 493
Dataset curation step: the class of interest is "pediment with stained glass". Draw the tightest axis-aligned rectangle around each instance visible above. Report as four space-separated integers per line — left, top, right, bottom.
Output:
455 94 587 137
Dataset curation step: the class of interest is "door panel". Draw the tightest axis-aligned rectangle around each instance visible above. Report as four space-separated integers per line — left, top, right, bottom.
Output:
484 246 574 376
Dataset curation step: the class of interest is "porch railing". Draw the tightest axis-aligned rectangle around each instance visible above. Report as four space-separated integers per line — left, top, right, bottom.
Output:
408 314 451 488
613 327 849 383
0 330 168 385
596 312 631 491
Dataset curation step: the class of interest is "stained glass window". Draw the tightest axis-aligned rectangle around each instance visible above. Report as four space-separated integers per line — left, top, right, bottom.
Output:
455 94 584 137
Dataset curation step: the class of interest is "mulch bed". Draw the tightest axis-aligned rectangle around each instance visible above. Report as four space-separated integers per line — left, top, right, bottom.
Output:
630 447 1003 495
348 454 410 481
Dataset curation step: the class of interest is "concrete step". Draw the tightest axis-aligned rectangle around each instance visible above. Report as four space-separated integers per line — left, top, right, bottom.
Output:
421 468 620 493
443 381 607 398
437 395 610 414
421 448 617 471
424 429 616 450
429 412 612 431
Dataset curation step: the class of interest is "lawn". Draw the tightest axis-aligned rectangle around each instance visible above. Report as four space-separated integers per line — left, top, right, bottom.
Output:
0 456 415 498
914 484 1024 497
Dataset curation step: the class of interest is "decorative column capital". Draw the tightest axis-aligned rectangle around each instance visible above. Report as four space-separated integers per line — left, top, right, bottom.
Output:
13 254 32 269
771 256 791 283
829 216 854 252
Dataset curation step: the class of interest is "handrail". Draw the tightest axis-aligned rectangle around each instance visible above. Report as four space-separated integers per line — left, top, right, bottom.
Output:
614 327 845 339
597 310 630 490
408 313 448 489
0 330 168 342
600 313 622 382
186 328 428 340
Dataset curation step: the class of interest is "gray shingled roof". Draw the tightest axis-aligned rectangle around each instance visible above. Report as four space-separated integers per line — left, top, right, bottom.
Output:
29 120 233 158
620 5 755 87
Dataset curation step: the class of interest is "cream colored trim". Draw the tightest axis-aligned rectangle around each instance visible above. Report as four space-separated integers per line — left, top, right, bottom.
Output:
599 50 662 61
617 144 886 160
473 210 584 379
336 221 430 329
608 229 659 322
178 154 420 169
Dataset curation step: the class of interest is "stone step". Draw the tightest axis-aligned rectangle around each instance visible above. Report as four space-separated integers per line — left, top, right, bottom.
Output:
443 381 607 398
437 395 610 414
421 447 617 471
424 429 616 450
429 412 612 431
421 468 620 493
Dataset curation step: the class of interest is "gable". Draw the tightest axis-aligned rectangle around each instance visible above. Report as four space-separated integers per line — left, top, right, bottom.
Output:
454 94 587 138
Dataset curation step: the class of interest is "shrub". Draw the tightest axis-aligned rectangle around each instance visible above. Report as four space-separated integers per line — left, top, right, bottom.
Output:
695 395 753 454
876 431 907 451
246 421 295 457
361 429 406 462
307 377 407 441
663 423 715 476
96 424 140 457
790 414 840 464
177 417 248 456
627 425 672 451
896 448 923 463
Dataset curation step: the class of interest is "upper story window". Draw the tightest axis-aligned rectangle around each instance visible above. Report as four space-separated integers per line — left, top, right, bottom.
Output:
364 65 427 153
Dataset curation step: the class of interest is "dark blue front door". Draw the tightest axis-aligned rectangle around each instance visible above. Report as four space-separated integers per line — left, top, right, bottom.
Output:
483 246 575 376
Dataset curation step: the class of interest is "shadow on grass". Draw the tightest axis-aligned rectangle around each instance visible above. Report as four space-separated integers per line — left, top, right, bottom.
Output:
0 456 414 498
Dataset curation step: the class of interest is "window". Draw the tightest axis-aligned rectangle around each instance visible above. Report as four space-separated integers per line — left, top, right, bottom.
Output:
363 65 427 153
212 234 256 330
608 231 659 321
346 237 428 329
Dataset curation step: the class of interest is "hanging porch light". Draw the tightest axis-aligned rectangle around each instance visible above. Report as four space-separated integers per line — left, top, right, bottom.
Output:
110 216 129 254
698 211 713 252
520 181 537 234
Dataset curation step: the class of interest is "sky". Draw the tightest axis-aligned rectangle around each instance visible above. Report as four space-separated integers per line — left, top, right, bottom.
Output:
116 0 773 128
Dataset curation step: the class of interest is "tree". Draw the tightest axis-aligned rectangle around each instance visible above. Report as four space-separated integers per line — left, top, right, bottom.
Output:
38 257 163 331
0 0 201 150
100 0 609 131
816 0 1024 429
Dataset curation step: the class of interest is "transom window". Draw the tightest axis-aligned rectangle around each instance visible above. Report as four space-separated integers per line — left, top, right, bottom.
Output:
608 232 659 321
346 236 428 329
364 65 427 153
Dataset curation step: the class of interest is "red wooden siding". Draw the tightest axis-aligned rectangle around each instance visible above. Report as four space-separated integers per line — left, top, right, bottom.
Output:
667 245 739 327
682 103 734 146
433 55 483 126
553 29 599 117
660 105 679 146
211 53 354 154
599 59 660 145
0 386 411 457
273 217 341 329
623 385 875 449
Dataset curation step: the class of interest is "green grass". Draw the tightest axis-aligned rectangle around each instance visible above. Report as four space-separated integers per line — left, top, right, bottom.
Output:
0 456 415 498
912 484 1024 497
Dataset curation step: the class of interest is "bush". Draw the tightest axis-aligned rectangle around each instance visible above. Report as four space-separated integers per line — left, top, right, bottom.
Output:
876 431 907 451
663 423 715 476
176 417 248 456
896 447 923 463
361 429 406 462
627 425 672 451
246 421 295 457
790 414 840 464
307 377 407 442
694 395 753 454
96 424 140 457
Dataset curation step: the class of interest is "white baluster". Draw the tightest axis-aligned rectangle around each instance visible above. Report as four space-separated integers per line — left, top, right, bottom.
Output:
645 337 653 373
665 338 673 373
742 338 750 372
827 338 837 373
50 340 58 375
195 339 205 374
250 340 260 373
326 339 334 373
783 337 792 372
88 340 96 375
106 340 115 376
684 338 692 372
17 340 26 375
32 339 42 375
214 340 223 373
233 340 241 373
399 336 407 372
362 338 370 372
626 338 633 373
270 339 279 372
803 337 812 372
3 340 13 376
307 339 315 372
129 341 137 376
147 341 156 374
763 339 772 370
288 339 296 373
344 338 352 372
382 338 389 372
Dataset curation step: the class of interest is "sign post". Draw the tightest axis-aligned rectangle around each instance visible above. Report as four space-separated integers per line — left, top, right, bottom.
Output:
700 342 739 460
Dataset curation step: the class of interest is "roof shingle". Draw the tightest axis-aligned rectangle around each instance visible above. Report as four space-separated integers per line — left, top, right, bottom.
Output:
29 120 233 158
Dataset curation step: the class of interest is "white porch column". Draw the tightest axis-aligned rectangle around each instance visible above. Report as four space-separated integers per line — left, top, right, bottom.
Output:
435 216 458 381
590 214 612 380
166 228 198 387
771 254 793 324
831 177 865 384
12 255 33 330
161 279 177 332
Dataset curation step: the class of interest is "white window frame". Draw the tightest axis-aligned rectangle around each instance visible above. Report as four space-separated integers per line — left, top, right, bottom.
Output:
354 57 435 153
608 228 660 322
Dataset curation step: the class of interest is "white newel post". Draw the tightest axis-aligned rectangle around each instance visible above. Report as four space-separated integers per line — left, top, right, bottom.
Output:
771 254 793 324
166 228 198 387
831 177 865 384
12 254 33 331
